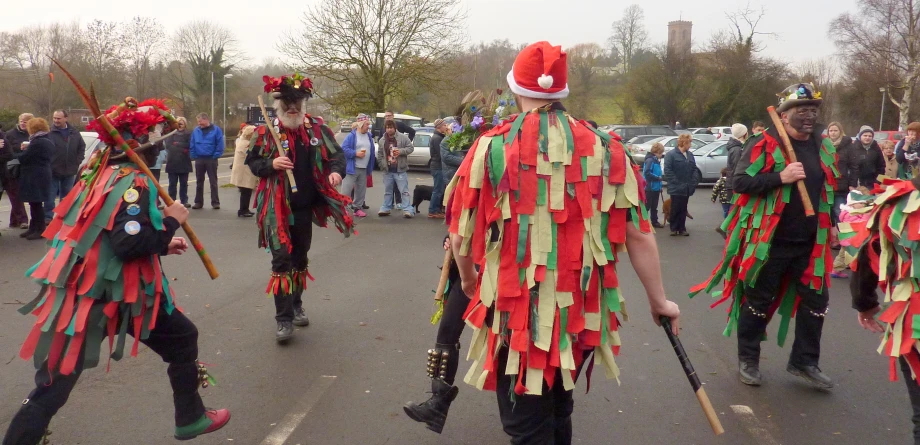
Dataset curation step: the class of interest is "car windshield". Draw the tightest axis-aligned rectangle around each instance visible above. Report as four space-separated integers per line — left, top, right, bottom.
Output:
415 134 431 147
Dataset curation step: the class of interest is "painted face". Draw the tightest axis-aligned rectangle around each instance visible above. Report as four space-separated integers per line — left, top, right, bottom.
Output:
860 132 874 145
827 126 841 139
786 105 819 134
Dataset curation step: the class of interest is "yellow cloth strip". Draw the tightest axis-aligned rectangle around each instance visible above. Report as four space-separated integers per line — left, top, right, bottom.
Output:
467 136 491 190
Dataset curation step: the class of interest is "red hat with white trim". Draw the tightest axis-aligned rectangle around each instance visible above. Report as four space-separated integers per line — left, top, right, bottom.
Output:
506 41 569 100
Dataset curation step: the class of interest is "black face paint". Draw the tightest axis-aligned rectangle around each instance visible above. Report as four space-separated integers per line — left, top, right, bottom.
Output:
282 99 303 114
787 106 819 134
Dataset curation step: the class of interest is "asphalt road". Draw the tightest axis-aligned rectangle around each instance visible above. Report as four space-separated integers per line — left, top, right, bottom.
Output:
0 161 911 444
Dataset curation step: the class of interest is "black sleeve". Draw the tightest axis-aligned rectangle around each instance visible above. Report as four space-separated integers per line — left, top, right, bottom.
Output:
731 141 783 195
108 188 181 261
0 135 12 165
847 150 860 189
399 123 416 141
246 139 276 178
322 125 346 177
851 241 881 312
876 148 886 175
896 140 908 164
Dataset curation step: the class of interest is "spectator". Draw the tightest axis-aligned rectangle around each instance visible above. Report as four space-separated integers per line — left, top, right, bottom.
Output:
711 167 733 218
852 126 886 189
642 142 665 229
751 120 766 136
427 118 449 219
189 113 224 210
726 123 748 200
384 110 416 141
2 113 32 229
45 110 85 221
674 121 683 130
882 140 898 179
663 133 699 236
230 124 259 217
341 114 376 218
895 121 920 178
150 143 166 182
17 118 53 240
827 122 856 249
165 117 193 207
376 120 414 218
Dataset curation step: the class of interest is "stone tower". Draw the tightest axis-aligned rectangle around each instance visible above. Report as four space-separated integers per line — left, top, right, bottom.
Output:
668 20 692 55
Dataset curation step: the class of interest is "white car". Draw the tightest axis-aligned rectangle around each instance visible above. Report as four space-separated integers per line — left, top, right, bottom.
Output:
79 131 105 168
407 130 433 169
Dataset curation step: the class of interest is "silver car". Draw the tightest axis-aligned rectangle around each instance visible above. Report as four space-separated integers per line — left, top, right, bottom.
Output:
631 136 708 164
407 130 433 169
691 141 729 182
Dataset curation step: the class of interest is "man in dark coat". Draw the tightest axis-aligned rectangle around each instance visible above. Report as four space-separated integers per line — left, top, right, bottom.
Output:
165 117 194 207
663 134 699 236
3 113 33 229
725 123 749 199
384 110 416 141
45 110 85 222
427 119 448 218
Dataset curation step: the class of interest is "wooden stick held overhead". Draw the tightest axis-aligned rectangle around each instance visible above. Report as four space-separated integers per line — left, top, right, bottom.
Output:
49 58 220 280
767 106 815 217
257 95 299 193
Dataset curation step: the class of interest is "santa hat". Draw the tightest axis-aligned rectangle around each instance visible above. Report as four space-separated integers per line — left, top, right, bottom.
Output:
506 41 569 100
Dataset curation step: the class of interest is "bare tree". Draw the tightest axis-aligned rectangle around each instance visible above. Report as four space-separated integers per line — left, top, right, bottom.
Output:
82 20 126 104
567 43 607 118
607 4 648 74
795 58 841 119
172 20 238 114
279 0 466 114
831 0 919 129
121 17 165 99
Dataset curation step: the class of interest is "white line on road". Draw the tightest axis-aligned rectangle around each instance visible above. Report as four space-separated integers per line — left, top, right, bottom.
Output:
260 375 337 445
730 405 780 445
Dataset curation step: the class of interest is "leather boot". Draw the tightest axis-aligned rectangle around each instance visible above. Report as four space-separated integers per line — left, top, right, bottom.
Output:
2 402 52 445
403 378 459 434
787 363 833 389
739 361 763 386
276 321 294 343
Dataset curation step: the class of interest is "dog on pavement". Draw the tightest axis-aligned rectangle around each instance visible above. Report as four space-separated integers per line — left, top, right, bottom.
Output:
662 198 694 223
412 184 433 214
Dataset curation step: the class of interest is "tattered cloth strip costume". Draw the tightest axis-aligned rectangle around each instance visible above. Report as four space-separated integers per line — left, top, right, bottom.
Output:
18 107 178 375
688 129 838 345
445 106 651 396
843 178 920 381
249 116 354 295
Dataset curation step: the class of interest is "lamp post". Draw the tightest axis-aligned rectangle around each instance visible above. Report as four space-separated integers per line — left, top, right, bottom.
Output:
210 71 215 120
223 73 233 127
880 87 887 131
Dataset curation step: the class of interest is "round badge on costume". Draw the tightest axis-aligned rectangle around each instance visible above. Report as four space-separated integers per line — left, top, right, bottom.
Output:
123 188 139 203
126 204 141 216
124 220 141 236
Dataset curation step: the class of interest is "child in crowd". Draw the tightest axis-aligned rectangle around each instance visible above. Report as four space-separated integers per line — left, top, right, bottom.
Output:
831 191 875 279
711 167 732 218
882 140 898 179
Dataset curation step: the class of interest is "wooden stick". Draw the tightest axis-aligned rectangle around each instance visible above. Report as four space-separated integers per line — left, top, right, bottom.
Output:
256 96 298 193
767 106 815 217
434 247 453 301
660 317 725 435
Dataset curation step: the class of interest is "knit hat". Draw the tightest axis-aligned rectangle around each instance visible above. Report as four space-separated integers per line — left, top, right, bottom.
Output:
731 123 748 140
776 82 823 113
506 41 569 100
857 125 875 139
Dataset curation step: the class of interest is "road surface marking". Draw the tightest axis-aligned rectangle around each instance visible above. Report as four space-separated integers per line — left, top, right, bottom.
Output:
260 375 337 445
730 405 780 445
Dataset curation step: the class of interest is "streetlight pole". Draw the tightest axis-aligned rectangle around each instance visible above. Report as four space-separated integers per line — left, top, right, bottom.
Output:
210 71 215 120
880 87 887 131
223 73 233 127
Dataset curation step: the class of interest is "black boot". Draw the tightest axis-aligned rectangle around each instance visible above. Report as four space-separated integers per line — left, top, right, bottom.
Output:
787 363 833 389
403 378 459 434
2 402 52 445
276 321 293 343
739 361 763 386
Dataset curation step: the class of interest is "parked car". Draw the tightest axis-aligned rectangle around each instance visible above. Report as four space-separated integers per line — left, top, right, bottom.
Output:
875 130 904 142
407 130 433 169
373 112 423 139
691 140 729 183
79 131 105 168
688 128 715 142
630 135 708 163
610 125 676 141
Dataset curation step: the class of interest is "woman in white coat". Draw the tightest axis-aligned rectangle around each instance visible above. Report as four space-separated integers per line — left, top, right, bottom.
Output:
231 124 259 217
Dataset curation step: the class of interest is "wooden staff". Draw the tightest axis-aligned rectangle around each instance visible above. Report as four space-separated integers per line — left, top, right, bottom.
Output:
256 95 298 193
50 58 219 280
434 247 453 301
767 106 815 217
660 316 725 436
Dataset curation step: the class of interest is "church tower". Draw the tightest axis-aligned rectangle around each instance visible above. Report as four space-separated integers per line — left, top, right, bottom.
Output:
668 20 692 55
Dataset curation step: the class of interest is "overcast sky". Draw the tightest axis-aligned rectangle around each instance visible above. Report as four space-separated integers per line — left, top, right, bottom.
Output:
2 0 854 67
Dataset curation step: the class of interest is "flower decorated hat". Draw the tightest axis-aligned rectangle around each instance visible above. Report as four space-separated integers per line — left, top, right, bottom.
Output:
263 73 314 102
776 82 823 113
85 97 177 162
506 41 569 100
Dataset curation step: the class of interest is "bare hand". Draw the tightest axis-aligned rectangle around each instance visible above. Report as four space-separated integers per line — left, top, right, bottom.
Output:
443 237 450 250
0 139 4 149
328 172 342 187
857 306 884 333
273 157 294 171
651 300 680 336
163 201 189 225
167 237 189 256
356 150 366 159
392 148 400 156
461 277 476 298
779 162 806 184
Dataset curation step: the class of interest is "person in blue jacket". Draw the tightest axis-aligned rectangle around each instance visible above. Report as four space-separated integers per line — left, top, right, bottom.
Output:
189 113 224 209
340 114 376 217
643 142 665 228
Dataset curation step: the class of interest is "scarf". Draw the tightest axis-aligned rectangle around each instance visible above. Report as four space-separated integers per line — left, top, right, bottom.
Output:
28 131 48 141
830 135 844 147
385 133 398 165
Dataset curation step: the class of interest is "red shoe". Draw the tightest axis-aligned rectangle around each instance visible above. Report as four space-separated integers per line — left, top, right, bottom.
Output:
175 409 231 440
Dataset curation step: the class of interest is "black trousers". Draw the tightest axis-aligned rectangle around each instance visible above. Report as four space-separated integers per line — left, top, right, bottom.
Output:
902 357 920 445
645 188 661 225
27 203 44 234
495 348 592 445
238 187 253 213
2 306 205 445
668 194 689 233
270 211 313 322
168 172 190 205
194 159 220 207
150 168 162 183
737 248 828 366
435 266 469 385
